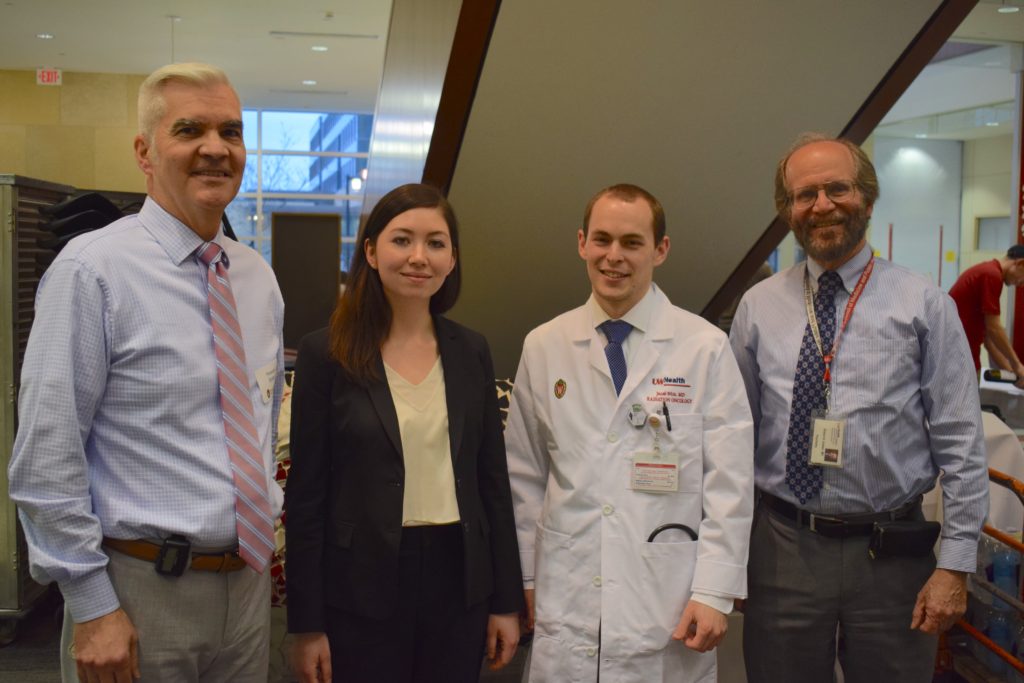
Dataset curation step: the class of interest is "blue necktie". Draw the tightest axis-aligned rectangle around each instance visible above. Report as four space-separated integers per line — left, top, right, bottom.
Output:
785 270 842 504
599 320 633 395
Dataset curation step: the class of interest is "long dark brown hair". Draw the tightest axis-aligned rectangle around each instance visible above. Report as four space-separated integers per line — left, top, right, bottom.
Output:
328 183 461 383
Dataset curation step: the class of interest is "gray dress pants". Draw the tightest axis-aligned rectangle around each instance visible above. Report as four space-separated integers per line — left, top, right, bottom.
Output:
61 548 271 682
743 502 938 683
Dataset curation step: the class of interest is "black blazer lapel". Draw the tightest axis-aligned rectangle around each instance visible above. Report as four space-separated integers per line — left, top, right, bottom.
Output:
437 318 467 464
366 355 404 461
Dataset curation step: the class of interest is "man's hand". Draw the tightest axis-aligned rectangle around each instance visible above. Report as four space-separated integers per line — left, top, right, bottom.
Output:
521 588 535 633
73 608 139 683
1012 364 1024 389
671 600 728 652
289 632 332 683
486 613 520 671
911 568 967 634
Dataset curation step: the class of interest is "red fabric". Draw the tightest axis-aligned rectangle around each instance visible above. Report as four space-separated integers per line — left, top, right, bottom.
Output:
949 259 1003 371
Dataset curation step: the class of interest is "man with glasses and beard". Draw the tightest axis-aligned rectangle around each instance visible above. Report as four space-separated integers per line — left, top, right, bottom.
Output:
729 133 987 683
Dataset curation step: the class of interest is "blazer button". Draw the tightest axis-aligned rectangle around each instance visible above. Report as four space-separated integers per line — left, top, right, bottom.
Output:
389 480 401 487
462 521 470 531
455 478 462 488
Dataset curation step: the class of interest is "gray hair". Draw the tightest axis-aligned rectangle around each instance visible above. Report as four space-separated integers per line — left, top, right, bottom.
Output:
137 62 233 142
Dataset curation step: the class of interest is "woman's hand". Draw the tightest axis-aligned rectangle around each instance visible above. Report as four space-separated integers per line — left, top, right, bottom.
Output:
486 613 520 671
289 632 332 683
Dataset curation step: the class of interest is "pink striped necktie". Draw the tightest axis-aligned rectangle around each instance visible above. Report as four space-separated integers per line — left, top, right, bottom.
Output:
196 242 275 572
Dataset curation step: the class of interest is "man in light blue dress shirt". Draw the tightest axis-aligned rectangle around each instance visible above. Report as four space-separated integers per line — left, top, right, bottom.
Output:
8 63 284 682
729 134 987 683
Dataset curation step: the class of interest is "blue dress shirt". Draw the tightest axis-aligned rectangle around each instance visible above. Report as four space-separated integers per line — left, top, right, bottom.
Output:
8 198 284 622
729 244 988 572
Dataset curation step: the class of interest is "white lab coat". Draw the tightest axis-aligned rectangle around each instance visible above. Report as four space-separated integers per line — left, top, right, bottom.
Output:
506 286 754 683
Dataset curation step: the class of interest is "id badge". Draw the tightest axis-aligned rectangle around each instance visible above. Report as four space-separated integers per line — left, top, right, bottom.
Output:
809 410 845 467
255 360 277 404
630 451 679 492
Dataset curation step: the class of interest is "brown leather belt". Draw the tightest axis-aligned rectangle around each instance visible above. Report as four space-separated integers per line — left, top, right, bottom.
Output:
102 537 247 573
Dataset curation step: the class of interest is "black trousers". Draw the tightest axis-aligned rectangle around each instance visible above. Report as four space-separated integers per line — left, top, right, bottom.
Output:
326 524 489 683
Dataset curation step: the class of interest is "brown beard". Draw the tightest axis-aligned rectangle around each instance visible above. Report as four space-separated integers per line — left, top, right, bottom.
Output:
791 203 870 266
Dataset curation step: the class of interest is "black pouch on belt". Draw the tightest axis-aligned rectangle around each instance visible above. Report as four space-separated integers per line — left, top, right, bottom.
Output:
868 520 941 560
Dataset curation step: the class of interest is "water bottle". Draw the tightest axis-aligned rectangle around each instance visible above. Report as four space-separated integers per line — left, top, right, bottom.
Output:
1015 620 1024 682
989 610 1011 676
992 542 1020 611
972 602 991 662
979 535 995 582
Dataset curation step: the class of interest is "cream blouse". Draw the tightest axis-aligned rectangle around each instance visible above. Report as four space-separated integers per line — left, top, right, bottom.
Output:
384 358 460 526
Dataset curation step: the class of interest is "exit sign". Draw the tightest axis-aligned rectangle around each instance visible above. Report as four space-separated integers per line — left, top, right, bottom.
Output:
36 68 62 86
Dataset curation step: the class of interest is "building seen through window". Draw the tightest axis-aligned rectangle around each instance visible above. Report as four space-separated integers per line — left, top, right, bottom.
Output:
226 110 372 269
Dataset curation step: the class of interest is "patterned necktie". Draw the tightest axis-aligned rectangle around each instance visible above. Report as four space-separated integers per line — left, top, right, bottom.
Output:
599 319 633 395
196 242 275 572
785 270 842 504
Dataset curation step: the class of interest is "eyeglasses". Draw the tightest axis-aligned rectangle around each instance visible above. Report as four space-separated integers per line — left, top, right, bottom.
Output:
788 180 858 209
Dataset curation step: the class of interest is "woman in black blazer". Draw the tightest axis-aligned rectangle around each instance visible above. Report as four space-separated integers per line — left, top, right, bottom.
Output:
286 184 523 683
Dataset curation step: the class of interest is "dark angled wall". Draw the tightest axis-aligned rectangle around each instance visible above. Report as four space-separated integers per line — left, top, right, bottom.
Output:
445 0 956 379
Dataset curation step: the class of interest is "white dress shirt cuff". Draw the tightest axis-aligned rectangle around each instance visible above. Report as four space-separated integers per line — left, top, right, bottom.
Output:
936 537 978 574
690 592 734 615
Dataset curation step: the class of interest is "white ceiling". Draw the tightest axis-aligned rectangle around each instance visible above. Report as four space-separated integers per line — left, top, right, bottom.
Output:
957 0 1024 42
0 0 393 113
1 1 1022 134
873 1 1024 141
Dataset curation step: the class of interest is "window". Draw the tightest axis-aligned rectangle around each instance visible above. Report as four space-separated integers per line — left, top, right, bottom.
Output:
977 216 1013 252
226 110 372 269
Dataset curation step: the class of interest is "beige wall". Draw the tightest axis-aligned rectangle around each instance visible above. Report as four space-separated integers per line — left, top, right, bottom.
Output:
960 133 1013 267
958 134 1013 368
0 69 145 192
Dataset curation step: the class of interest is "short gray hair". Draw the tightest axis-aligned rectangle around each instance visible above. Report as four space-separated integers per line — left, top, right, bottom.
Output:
137 62 233 142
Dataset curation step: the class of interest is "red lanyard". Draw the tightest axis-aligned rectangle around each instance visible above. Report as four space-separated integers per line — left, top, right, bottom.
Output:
802 255 874 386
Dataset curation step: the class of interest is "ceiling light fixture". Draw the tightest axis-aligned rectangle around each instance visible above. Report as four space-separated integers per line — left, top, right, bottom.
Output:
986 121 1000 126
36 33 54 40
311 45 328 52
302 80 317 86
165 15 182 62
998 2 1020 13
915 133 928 139
269 30 379 40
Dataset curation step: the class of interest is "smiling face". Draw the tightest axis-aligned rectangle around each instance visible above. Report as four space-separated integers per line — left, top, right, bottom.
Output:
784 141 872 270
578 194 669 319
365 207 457 308
134 80 244 240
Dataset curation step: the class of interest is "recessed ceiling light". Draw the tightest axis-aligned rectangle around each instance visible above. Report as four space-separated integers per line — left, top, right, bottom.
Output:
986 121 1000 127
36 33 54 40
311 45 328 52
998 5 1020 13
915 133 928 139
302 80 317 86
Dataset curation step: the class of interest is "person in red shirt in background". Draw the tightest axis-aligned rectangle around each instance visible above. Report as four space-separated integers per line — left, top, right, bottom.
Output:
949 244 1024 387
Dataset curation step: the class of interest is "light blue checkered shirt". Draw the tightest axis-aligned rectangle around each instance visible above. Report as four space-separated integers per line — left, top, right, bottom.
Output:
8 198 285 622
729 243 988 572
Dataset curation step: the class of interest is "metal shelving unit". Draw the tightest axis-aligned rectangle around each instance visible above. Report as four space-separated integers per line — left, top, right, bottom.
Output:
0 175 75 639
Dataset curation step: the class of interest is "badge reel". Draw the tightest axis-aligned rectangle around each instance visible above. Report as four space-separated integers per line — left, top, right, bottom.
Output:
628 406 679 492
809 381 845 468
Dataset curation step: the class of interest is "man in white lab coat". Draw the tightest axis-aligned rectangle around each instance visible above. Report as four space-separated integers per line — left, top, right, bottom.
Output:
505 184 754 682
